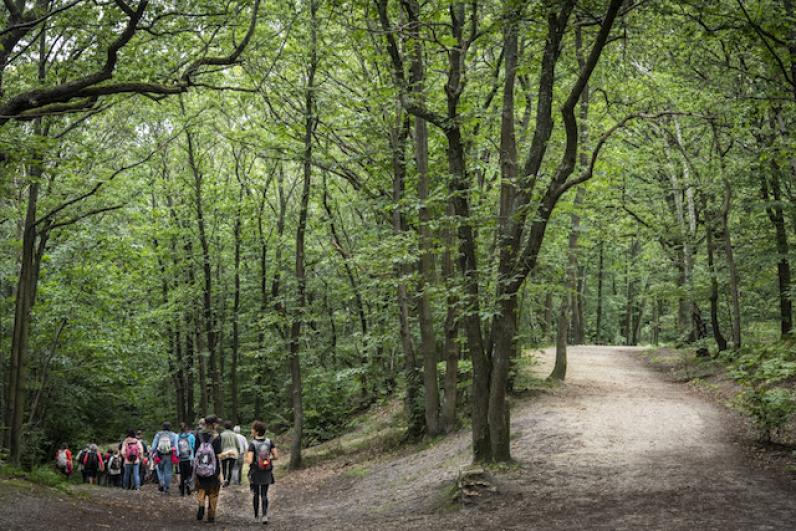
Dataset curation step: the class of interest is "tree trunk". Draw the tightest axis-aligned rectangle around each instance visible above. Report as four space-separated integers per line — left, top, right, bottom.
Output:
705 203 727 352
289 0 318 469
230 186 242 424
595 240 604 344
405 0 440 437
390 111 423 440
550 297 568 381
182 100 220 416
440 218 459 434
762 159 793 337
8 173 40 465
542 292 554 341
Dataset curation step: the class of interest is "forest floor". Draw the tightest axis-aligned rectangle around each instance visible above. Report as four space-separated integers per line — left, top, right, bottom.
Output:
3 345 796 530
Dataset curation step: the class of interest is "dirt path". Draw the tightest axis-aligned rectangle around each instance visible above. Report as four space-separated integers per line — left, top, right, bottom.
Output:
4 346 796 529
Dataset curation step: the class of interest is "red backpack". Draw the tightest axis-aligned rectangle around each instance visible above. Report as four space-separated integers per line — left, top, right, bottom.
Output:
126 441 140 462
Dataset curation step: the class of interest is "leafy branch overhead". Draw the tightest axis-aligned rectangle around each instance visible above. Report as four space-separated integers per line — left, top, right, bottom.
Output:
0 0 261 127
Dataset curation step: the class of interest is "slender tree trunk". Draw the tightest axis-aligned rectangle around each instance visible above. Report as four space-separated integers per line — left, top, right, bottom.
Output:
595 240 604 344
440 219 459 433
322 175 370 403
762 158 793 337
542 292 554 341
255 185 269 420
288 0 318 469
405 0 440 436
652 298 660 345
550 297 568 381
390 110 424 440
230 186 242 424
705 203 728 352
182 101 220 415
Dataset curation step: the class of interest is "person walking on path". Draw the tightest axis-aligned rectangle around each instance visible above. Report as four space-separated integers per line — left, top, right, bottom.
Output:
232 425 248 485
177 422 196 496
55 443 73 479
76 446 89 483
107 449 123 487
219 420 239 487
246 420 278 525
82 444 105 485
151 422 179 495
194 415 223 523
121 429 144 490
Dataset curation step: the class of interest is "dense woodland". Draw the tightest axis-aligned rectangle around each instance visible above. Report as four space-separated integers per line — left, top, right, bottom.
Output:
1 0 795 469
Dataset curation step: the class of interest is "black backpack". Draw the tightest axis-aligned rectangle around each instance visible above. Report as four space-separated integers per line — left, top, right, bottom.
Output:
85 450 99 470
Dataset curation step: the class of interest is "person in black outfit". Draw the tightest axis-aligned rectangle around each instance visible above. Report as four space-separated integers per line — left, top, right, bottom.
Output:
246 420 278 525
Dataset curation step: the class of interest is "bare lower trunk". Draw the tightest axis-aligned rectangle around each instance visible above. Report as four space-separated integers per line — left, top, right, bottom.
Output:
706 214 727 352
595 240 604 344
440 218 459 433
289 0 318 469
550 297 569 381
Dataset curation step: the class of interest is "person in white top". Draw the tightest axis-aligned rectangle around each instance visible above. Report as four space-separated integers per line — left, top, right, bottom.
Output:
232 425 248 485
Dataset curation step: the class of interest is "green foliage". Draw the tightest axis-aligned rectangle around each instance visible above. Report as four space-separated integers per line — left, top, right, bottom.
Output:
728 342 796 442
0 465 70 493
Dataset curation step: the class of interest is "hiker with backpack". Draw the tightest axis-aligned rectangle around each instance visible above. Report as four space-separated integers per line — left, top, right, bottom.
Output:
176 422 196 496
82 444 105 485
107 449 123 487
246 420 278 525
219 420 240 487
193 415 223 523
151 421 179 495
232 425 248 485
76 445 89 483
54 443 73 479
122 429 144 490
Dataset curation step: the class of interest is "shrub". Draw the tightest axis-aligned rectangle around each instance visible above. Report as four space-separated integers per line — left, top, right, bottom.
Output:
733 386 796 442
729 341 796 442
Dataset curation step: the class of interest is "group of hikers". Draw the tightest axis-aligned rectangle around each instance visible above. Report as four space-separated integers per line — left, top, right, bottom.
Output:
54 416 277 524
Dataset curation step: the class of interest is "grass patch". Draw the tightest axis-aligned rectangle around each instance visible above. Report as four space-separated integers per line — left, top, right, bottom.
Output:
343 465 369 478
0 464 72 494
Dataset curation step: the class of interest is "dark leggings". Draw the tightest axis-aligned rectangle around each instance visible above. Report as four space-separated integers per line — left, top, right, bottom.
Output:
252 484 270 517
179 460 193 495
222 458 236 484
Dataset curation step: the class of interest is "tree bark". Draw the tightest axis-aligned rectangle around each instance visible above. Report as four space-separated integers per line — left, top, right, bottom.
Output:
595 240 605 344
182 99 220 415
705 210 727 352
763 139 793 337
405 0 440 436
390 109 424 440
550 297 568 381
440 212 459 434
230 183 242 424
288 0 318 469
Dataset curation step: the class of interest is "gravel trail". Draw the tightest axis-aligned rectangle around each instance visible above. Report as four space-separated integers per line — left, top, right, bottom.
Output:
4 346 795 530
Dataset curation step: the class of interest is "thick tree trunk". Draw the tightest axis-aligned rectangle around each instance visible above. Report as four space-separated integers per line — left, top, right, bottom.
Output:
8 177 39 464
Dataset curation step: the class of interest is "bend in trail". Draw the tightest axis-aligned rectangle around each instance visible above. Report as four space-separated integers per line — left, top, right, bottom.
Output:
5 346 796 530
